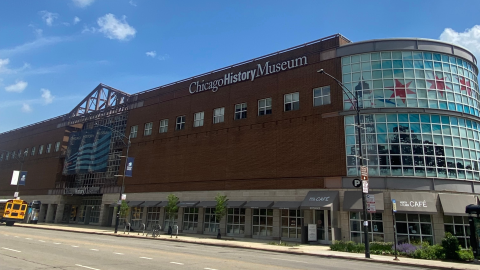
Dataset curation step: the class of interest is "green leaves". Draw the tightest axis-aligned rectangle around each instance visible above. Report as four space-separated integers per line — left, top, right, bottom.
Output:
165 194 179 220
214 193 228 222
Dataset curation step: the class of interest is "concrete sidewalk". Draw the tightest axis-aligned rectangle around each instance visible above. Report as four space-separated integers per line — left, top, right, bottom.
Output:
13 222 480 270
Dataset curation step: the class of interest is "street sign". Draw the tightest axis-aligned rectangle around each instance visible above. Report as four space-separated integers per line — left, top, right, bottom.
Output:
392 199 397 213
361 166 368 181
367 203 376 213
362 180 368 193
121 194 126 200
352 178 361 188
14 192 18 198
366 194 375 203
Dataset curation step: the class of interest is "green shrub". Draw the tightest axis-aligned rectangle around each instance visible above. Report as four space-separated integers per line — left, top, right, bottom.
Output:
370 242 393 255
457 248 474 261
330 241 364 253
442 232 460 260
411 242 444 260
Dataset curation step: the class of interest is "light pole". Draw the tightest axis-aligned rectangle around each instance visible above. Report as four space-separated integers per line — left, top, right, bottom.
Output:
317 69 370 258
1 149 28 197
94 124 131 234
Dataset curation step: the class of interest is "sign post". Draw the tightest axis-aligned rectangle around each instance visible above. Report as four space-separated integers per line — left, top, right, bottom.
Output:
366 194 376 213
392 199 399 261
13 192 19 198
352 178 361 188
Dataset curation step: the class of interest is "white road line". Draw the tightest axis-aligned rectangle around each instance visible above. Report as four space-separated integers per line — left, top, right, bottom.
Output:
90 249 99 251
54 243 61 245
170 262 184 265
25 238 32 240
204 268 218 270
38 240 46 242
14 236 19 238
3 234 8 236
75 264 101 270
2 247 21 253
140 257 152 260
72 245 79 247
113 252 123 255
276 258 310 264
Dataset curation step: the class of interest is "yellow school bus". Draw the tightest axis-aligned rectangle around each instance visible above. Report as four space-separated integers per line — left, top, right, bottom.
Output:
0 199 28 226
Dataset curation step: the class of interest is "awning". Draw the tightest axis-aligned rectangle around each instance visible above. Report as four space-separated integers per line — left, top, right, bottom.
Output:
343 192 385 212
390 192 437 214
300 191 339 210
439 194 477 216
127 201 145 207
226 201 246 208
143 201 162 207
196 201 216 208
156 201 169 207
244 201 274 209
177 201 199 208
271 201 302 210
109 202 120 208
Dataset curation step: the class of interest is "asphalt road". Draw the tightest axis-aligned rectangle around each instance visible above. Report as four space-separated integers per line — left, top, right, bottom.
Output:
0 225 418 270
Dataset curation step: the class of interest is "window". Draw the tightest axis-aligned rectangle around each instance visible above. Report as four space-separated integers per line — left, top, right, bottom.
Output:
146 207 161 230
234 103 247 120
130 207 143 229
194 112 204 127
130 125 138 138
183 207 199 231
284 92 300 111
213 107 225 124
46 143 52 154
313 86 331 106
281 209 303 239
444 215 470 248
252 209 273 236
395 213 433 245
0 153 3 161
176 116 185 130
24 148 29 157
350 212 384 243
204 208 219 233
12 151 16 159
163 212 178 232
55 142 60 152
159 119 168 133
227 208 245 235
5 152 9 160
144 122 153 136
31 147 36 156
17 149 22 157
258 98 272 116
39 145 44 155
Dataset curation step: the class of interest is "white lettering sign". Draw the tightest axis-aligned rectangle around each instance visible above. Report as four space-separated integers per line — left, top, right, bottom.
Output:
309 196 330 202
399 200 427 207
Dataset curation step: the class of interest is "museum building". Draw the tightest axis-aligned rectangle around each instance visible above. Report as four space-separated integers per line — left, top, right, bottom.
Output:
0 34 479 246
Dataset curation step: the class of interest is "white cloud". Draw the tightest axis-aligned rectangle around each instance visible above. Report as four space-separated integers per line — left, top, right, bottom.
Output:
41 88 54 104
40 11 59 26
0 36 69 57
82 25 97 34
97 14 136 41
440 25 480 60
158 54 170 61
146 51 157 58
21 103 32 113
0 58 9 70
34 28 43 38
5 80 28 93
73 16 81 25
129 0 137 7
72 0 95 8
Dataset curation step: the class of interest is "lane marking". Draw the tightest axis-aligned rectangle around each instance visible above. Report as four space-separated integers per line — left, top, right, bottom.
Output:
276 258 311 264
204 268 218 270
39 240 46 243
2 247 21 253
72 245 79 248
25 238 32 240
114 252 123 255
14 236 19 238
140 257 152 260
3 234 8 236
75 264 101 270
90 249 99 251
170 262 184 265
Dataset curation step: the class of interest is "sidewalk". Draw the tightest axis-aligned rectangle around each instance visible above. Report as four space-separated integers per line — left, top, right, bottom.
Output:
14 222 480 270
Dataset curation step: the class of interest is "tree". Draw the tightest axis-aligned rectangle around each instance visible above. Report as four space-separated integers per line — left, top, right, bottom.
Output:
214 193 228 239
165 194 179 236
117 200 129 226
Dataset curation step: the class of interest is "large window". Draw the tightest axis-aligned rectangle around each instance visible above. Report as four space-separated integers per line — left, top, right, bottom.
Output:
346 113 480 180
146 207 161 230
130 125 138 138
46 143 52 153
213 108 225 124
258 98 272 116
284 92 299 111
55 142 60 152
234 103 247 120
183 207 199 231
130 207 143 229
194 112 204 127
227 208 245 235
341 51 479 116
31 146 36 156
252 209 273 236
395 213 433 244
164 212 178 232
0 153 3 161
444 215 470 248
159 119 168 133
24 148 29 157
144 122 153 136
350 212 384 243
12 151 16 159
5 152 9 160
39 145 44 155
204 208 219 233
313 86 331 106
176 116 185 130
281 209 303 239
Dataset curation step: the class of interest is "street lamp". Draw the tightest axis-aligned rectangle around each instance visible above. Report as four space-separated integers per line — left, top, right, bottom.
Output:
1 149 28 197
94 124 131 234
317 69 370 258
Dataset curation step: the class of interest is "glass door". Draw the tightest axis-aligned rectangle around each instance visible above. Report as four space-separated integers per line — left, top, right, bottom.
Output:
315 210 332 243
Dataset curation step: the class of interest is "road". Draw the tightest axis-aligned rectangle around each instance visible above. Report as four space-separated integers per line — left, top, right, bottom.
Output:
0 225 418 270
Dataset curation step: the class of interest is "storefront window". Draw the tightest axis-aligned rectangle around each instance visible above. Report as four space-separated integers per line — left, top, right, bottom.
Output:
163 212 177 232
227 208 245 234
350 212 384 243
130 206 143 228
146 207 161 230
395 213 433 244
183 207 198 231
252 209 273 236
204 208 219 233
444 215 470 248
281 209 303 239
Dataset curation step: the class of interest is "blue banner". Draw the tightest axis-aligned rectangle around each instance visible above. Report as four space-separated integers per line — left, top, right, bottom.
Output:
19 171 27 186
125 157 134 177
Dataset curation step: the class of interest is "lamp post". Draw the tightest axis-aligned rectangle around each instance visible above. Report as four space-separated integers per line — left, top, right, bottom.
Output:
94 124 131 234
1 149 28 197
317 69 370 259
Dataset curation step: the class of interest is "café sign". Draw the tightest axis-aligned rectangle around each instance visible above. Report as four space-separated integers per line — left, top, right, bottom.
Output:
399 200 428 208
309 196 330 202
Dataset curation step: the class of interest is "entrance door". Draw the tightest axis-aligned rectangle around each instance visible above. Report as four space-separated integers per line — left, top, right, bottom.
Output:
314 210 331 244
62 205 72 223
84 207 92 225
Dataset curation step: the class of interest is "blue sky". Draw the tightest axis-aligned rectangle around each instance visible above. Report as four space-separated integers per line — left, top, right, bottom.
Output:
1 0 480 133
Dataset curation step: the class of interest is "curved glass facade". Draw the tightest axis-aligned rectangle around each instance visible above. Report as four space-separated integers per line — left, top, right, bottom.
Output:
341 51 479 116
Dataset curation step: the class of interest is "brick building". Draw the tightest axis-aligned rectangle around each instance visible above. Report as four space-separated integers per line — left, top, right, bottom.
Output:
0 34 479 246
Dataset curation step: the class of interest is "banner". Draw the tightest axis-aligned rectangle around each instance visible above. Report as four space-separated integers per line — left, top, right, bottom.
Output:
10 170 19 185
125 157 134 177
19 171 27 186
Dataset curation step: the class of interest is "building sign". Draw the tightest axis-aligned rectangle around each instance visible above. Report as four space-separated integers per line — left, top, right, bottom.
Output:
18 171 27 186
390 192 437 213
10 170 20 185
125 157 134 177
399 200 428 208
308 224 317 241
309 196 330 202
189 56 308 94
64 187 100 195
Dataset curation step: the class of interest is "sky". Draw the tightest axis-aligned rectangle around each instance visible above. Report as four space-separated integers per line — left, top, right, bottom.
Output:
1 0 480 133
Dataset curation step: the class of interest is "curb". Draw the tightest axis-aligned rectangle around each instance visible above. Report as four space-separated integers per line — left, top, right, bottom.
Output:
14 224 476 270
